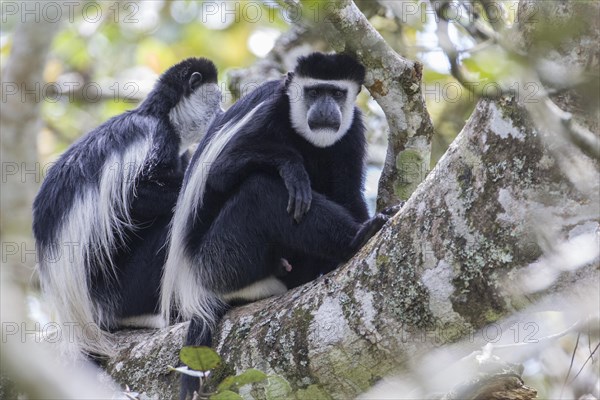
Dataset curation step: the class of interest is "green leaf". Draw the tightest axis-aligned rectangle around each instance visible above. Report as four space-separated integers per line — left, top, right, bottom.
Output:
232 369 268 386
209 390 243 400
216 376 237 392
264 375 293 400
179 346 221 372
217 369 268 391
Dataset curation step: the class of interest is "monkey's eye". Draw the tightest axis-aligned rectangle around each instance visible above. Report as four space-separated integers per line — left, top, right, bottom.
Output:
307 89 318 98
333 90 345 98
189 72 203 90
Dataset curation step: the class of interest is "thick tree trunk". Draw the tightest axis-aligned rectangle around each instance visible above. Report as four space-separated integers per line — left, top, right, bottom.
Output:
105 94 598 398
0 9 62 245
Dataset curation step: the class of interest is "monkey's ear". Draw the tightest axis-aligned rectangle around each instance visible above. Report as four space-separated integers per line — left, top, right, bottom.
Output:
189 72 203 90
284 72 295 89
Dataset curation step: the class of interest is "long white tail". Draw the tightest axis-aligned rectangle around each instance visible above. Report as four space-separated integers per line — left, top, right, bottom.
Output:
39 137 151 358
161 102 265 327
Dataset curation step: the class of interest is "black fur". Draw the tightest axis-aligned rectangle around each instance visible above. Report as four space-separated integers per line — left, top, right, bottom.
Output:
171 53 387 399
185 80 372 289
32 57 220 354
294 52 366 84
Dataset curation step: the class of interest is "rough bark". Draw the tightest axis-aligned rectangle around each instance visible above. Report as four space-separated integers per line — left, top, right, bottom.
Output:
105 93 598 398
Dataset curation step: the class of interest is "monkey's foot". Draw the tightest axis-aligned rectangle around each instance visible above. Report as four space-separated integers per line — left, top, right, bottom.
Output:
347 214 388 258
381 202 405 216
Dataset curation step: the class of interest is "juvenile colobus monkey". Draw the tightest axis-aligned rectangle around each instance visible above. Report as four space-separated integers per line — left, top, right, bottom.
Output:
160 53 390 399
33 58 222 358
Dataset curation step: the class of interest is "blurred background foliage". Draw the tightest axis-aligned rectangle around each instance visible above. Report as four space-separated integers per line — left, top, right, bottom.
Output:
0 0 523 169
1 2 597 399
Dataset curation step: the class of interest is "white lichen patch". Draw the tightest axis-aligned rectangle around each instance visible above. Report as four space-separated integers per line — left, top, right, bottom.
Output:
366 250 378 274
406 114 424 136
382 87 409 130
489 103 525 141
239 314 255 326
481 132 490 152
340 1 360 24
308 297 350 350
497 188 527 224
416 201 426 217
421 260 462 322
444 189 479 248
353 287 376 333
215 319 233 354
407 135 430 152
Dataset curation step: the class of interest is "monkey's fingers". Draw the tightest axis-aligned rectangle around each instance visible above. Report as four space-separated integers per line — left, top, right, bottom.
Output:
294 193 304 223
302 188 312 217
286 187 296 214
293 183 313 223
381 202 404 216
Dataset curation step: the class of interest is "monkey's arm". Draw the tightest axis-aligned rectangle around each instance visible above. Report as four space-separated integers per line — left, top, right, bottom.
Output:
129 155 187 221
208 144 312 222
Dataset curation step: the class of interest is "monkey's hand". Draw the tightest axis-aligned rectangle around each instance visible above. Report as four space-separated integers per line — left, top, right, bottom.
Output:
279 162 312 223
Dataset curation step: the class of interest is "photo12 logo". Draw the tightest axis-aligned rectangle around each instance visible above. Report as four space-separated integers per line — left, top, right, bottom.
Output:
1 2 139 24
2 321 103 344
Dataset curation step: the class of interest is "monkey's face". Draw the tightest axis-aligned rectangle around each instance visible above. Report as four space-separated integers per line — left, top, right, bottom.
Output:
288 77 359 148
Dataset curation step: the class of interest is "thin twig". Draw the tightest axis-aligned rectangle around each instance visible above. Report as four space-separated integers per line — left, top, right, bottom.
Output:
561 331 580 397
542 97 600 160
569 341 600 385
434 1 514 99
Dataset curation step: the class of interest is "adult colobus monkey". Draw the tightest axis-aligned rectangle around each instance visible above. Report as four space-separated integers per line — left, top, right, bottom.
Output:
161 53 390 399
33 58 222 358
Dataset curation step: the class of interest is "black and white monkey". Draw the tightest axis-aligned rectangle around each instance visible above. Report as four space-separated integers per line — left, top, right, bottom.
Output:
160 53 390 398
32 58 222 358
